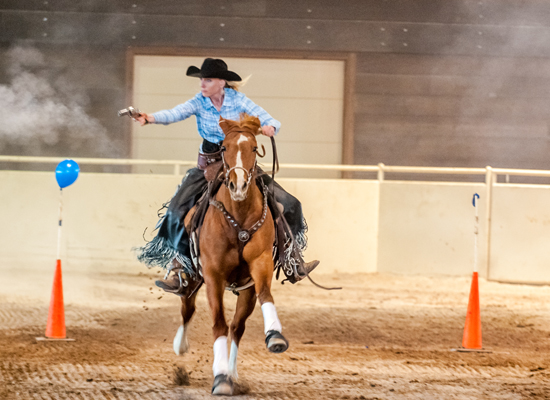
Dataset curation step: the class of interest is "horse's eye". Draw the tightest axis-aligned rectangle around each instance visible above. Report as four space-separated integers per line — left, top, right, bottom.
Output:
220 146 226 152
253 146 258 152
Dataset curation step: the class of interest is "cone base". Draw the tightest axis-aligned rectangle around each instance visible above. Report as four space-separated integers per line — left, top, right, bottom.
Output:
36 337 75 342
451 347 492 353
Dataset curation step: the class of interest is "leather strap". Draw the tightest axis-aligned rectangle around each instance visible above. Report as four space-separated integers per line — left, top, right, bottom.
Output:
198 150 223 171
209 182 270 253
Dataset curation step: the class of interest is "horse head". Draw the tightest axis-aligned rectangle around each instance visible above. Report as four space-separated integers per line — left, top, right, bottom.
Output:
219 114 264 202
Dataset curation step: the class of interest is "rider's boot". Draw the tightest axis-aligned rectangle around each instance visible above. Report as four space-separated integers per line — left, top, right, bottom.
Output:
155 259 189 296
295 259 320 282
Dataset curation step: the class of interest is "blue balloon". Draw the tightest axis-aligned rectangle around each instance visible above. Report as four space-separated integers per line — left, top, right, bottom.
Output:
55 159 80 188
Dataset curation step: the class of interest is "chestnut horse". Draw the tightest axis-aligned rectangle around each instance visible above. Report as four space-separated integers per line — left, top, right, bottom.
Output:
175 114 288 396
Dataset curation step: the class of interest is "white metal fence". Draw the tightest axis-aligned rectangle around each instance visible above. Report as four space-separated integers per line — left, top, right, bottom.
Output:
3 155 550 179
2 156 550 283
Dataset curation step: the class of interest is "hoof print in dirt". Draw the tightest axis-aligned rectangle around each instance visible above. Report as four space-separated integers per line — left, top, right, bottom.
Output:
172 366 190 386
233 380 250 396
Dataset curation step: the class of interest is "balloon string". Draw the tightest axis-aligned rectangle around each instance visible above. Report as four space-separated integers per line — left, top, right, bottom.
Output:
57 188 63 260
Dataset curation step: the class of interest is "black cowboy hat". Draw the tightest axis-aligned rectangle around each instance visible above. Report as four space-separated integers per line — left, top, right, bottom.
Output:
186 58 242 81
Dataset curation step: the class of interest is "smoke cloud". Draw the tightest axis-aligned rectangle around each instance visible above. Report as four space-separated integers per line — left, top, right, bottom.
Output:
0 46 120 157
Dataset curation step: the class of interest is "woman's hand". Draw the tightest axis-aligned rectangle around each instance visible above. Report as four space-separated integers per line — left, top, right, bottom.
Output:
261 125 275 137
135 112 153 126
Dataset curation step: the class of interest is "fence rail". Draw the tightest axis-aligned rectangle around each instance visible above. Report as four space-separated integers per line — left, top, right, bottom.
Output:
2 156 550 180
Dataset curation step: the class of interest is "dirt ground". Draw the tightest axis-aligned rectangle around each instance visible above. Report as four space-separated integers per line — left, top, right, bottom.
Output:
1 265 550 400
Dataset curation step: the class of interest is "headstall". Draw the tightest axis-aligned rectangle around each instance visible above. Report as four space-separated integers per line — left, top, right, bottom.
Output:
220 147 257 189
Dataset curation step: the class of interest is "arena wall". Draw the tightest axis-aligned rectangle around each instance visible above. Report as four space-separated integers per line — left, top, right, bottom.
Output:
489 184 550 285
2 170 549 284
3 1 550 174
377 181 488 277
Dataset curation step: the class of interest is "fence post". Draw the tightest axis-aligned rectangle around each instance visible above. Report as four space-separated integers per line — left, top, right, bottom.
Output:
377 163 385 182
484 166 495 280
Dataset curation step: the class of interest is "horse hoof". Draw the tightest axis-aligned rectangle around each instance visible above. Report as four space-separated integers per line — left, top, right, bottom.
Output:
212 374 234 396
265 330 289 353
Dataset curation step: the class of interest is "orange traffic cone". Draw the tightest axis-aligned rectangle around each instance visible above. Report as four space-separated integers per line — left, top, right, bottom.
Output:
45 259 66 339
462 271 482 349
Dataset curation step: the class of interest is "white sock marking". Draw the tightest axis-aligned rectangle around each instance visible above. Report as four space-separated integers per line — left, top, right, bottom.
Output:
213 336 229 376
173 323 190 355
228 340 239 379
261 302 282 334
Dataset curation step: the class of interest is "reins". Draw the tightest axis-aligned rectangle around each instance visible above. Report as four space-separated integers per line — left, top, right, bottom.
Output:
269 136 279 183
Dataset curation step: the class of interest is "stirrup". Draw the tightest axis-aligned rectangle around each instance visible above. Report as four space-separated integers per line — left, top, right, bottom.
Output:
155 264 189 296
296 260 320 280
283 259 320 284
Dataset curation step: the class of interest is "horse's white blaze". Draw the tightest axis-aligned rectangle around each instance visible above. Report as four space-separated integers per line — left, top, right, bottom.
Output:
229 133 252 201
236 149 246 186
213 336 229 376
237 134 249 144
261 302 282 334
173 323 191 355
228 340 239 379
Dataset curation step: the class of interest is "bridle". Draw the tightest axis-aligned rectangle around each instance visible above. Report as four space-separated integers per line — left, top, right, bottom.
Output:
219 131 265 189
221 150 256 189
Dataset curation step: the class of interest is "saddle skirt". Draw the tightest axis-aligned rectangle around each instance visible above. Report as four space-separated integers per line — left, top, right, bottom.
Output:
197 150 223 182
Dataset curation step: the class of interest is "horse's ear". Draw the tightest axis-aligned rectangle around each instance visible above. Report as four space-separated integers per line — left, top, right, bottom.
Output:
219 116 237 134
240 114 262 136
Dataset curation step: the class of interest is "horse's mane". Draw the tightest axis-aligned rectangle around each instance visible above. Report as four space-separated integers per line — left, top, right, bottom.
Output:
219 113 261 138
238 113 261 133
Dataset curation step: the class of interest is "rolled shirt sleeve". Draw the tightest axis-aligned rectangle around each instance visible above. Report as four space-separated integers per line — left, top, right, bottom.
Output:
151 96 200 125
148 90 281 141
239 94 281 134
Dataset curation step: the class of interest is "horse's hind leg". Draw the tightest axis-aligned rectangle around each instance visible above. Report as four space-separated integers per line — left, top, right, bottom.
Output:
249 253 289 354
174 281 201 356
228 286 256 379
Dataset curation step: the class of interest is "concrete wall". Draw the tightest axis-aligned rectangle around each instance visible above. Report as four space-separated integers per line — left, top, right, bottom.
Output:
378 181 487 277
277 177 379 274
2 171 549 284
489 184 550 285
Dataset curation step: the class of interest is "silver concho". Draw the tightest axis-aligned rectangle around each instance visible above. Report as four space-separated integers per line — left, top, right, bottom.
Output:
238 231 250 242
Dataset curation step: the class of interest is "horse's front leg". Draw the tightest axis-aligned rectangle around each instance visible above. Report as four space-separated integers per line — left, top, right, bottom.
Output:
248 252 289 354
204 271 234 396
173 279 201 355
228 285 256 380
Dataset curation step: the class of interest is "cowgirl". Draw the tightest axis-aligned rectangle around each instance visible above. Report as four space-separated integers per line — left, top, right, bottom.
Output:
134 58 318 294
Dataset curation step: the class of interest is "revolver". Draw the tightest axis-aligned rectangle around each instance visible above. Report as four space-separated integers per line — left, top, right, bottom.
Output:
117 106 141 118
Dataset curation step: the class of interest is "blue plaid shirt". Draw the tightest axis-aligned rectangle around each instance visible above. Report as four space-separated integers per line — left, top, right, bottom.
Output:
151 88 281 145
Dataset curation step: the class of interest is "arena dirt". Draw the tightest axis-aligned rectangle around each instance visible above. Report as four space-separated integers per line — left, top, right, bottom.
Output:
1 269 549 399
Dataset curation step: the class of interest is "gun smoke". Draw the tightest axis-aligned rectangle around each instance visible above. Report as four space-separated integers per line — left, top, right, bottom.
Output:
0 46 120 158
